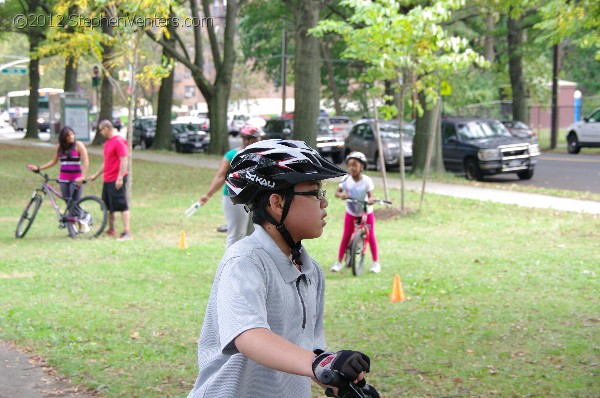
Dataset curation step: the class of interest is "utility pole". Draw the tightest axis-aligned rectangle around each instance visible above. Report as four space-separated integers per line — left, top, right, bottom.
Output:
281 29 287 115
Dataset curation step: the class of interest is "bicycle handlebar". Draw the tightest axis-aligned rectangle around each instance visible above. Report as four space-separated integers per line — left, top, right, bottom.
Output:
322 369 369 398
345 198 392 206
27 166 88 184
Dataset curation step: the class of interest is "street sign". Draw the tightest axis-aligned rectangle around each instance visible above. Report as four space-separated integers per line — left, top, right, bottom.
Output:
1 67 27 75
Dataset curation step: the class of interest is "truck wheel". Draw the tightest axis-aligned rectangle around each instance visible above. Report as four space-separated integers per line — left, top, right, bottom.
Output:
567 133 581 154
517 168 534 180
465 158 483 181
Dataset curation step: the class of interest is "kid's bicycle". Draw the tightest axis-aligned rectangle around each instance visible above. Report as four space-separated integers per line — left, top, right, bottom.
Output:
344 199 391 276
16 169 108 239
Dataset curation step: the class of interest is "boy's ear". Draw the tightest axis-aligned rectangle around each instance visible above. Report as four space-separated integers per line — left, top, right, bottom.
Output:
267 193 285 218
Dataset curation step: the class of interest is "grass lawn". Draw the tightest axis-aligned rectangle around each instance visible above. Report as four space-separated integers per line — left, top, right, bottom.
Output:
0 143 598 397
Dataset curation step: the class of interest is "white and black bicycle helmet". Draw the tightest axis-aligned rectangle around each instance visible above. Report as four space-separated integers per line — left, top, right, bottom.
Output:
226 140 346 264
226 139 346 205
345 151 367 168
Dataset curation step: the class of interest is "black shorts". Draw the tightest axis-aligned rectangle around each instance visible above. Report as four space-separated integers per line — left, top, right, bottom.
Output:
102 176 129 212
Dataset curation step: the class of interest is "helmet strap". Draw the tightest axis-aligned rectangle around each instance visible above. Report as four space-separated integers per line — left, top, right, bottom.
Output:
265 189 303 265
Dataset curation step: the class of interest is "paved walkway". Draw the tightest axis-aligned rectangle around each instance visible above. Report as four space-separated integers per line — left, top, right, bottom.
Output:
1 137 599 397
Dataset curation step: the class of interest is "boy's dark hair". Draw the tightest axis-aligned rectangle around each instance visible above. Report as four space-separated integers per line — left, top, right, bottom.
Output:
250 186 294 225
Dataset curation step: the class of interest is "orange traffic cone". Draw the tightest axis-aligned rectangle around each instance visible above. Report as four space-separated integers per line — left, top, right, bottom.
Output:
390 274 405 302
178 229 188 249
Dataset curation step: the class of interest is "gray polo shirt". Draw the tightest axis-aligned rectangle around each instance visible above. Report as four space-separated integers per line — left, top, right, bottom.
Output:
188 224 326 398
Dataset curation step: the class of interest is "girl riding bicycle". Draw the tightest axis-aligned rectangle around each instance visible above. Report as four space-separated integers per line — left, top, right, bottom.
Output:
27 126 89 205
331 151 381 274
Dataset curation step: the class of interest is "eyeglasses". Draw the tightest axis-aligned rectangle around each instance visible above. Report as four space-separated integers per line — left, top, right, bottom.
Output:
293 189 327 200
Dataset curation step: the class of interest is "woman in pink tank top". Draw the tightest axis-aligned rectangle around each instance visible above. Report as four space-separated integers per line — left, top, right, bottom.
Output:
27 126 90 203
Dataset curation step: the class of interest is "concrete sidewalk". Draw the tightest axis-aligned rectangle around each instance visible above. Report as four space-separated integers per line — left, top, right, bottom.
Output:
1 138 599 397
0 341 91 397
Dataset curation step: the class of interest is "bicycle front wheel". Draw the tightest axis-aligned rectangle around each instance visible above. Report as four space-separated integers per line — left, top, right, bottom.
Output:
350 229 367 276
66 196 108 239
16 194 43 238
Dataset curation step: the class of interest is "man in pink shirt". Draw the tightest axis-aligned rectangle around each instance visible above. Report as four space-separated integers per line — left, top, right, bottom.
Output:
90 120 131 240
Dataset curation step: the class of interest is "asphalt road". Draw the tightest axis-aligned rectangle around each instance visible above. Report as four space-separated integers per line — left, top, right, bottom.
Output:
1 130 598 194
484 152 600 194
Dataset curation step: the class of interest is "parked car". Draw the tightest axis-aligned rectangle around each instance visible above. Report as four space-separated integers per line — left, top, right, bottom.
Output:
132 116 157 149
501 120 538 143
328 116 354 138
171 122 209 153
262 116 345 163
228 113 266 136
566 108 600 154
175 115 209 132
441 116 539 180
344 120 414 170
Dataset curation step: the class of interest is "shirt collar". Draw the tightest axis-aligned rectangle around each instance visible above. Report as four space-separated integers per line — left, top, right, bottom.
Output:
253 224 313 283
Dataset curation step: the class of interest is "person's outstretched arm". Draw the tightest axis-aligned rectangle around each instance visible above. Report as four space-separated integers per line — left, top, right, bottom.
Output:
199 157 231 205
235 328 316 378
76 141 89 183
235 328 368 386
30 145 59 172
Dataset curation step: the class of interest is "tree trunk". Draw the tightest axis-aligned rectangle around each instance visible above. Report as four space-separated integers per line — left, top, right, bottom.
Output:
93 6 116 145
321 42 342 115
507 13 528 124
64 57 78 92
484 13 495 62
154 69 175 150
154 18 177 151
411 92 443 175
393 82 406 211
63 5 79 93
25 35 40 139
289 0 321 147
206 80 231 153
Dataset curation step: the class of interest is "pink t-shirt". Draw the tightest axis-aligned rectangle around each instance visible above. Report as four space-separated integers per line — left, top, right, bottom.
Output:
103 135 129 182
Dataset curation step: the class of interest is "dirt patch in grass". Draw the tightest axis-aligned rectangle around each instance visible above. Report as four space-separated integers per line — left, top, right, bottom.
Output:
374 205 416 220
0 272 35 279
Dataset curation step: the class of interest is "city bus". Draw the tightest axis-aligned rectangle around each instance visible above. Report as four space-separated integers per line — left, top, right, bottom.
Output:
0 88 63 132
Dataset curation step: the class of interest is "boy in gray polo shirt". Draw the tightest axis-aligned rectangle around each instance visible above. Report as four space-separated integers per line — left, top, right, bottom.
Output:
187 140 379 398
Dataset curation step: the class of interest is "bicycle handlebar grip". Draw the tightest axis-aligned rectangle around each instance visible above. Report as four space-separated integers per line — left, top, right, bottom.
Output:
321 369 344 386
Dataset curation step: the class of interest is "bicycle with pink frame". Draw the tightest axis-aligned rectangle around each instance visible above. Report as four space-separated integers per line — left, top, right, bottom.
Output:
16 169 108 239
344 198 391 276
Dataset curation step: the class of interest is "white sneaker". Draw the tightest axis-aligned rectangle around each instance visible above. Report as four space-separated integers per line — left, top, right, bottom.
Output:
330 261 343 272
370 262 381 273
79 213 91 233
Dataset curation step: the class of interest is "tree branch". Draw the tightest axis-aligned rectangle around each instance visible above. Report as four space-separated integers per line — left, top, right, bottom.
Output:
201 0 222 70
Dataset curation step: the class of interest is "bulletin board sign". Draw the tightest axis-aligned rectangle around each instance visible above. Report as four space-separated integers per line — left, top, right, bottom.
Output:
62 97 90 141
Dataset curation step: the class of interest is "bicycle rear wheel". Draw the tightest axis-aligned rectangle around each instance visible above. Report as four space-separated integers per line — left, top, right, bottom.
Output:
15 194 43 238
66 196 108 239
349 229 367 276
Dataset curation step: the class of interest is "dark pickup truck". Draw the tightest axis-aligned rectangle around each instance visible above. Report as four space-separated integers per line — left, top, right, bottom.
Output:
441 117 540 180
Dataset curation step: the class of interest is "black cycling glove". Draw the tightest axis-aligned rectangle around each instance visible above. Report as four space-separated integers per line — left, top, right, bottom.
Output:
362 384 380 397
312 350 370 384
